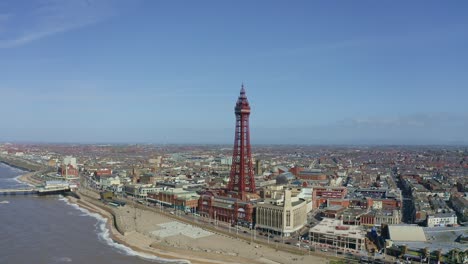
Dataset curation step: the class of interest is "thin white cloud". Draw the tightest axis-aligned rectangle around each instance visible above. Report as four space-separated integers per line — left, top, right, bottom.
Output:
0 0 128 48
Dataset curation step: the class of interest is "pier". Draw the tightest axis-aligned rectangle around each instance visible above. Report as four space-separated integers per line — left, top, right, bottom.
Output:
0 187 70 196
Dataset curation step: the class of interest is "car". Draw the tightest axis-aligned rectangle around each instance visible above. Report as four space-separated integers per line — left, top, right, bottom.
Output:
321 249 328 252
295 243 301 247
285 242 291 245
303 245 310 249
243 230 248 234
360 257 369 263
274 240 280 243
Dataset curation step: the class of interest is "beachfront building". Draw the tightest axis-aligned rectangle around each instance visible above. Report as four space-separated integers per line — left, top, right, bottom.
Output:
256 188 307 237
309 218 366 252
198 191 257 227
124 184 161 199
44 180 69 189
147 188 199 211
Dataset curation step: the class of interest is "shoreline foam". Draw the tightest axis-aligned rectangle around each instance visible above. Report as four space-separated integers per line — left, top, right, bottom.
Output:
10 162 327 264
58 196 190 264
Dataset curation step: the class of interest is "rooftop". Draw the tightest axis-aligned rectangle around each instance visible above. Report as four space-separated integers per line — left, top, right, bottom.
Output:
388 225 426 242
309 218 366 239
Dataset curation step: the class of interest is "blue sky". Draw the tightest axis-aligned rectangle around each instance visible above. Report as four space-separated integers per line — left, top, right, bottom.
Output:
0 0 467 144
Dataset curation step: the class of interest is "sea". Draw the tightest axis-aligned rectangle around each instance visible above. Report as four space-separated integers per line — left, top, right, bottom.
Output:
0 163 185 264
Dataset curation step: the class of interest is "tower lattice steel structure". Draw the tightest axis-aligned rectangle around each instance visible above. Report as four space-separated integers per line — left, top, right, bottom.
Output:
227 84 256 197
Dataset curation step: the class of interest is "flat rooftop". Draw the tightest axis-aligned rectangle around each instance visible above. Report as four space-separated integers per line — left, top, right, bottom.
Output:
388 225 426 242
309 218 366 239
391 227 467 254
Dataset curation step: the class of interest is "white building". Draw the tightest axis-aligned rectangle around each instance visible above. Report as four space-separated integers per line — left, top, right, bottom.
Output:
124 184 162 199
309 218 366 252
99 175 121 189
62 156 77 168
256 188 307 237
220 157 232 165
427 213 457 227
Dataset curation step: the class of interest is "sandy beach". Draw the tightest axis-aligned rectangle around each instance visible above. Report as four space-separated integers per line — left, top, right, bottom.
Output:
15 173 328 264
17 172 43 186
73 188 329 264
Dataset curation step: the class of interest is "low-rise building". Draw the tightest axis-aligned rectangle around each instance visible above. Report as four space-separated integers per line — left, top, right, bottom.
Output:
124 184 161 199
360 210 401 226
427 213 457 227
147 188 199 211
451 195 468 217
309 218 366 252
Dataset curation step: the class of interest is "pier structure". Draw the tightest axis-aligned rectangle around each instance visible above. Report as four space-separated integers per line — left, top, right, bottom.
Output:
0 186 70 195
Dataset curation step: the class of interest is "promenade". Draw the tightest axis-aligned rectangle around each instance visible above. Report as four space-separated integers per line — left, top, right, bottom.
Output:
75 187 331 264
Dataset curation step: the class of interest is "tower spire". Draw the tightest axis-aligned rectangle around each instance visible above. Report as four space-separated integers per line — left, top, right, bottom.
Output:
228 84 256 199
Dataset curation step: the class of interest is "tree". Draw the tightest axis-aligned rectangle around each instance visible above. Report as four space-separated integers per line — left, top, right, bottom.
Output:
435 249 442 262
422 247 429 259
448 248 460 263
400 245 408 258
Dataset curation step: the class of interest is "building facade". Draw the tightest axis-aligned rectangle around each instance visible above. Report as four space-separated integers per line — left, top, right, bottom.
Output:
312 186 347 209
147 188 199 211
309 218 366 252
427 213 457 227
198 191 255 226
256 188 307 237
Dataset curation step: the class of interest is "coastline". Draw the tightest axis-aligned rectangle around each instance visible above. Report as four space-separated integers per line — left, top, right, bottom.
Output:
17 172 42 187
68 189 328 264
71 190 277 264
13 169 327 264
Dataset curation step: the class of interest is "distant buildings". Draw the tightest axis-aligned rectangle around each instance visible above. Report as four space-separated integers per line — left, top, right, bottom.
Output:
60 156 78 180
450 195 468 221
255 159 263 176
311 186 347 209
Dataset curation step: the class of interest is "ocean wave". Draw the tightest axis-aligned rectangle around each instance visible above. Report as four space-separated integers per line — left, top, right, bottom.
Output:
52 256 72 263
1 164 26 173
13 175 34 187
58 196 190 264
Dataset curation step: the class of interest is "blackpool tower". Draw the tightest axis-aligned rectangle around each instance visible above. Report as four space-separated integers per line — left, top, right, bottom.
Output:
227 84 256 199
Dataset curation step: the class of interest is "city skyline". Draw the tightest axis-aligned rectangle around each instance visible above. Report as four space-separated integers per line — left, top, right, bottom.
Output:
1 1 468 144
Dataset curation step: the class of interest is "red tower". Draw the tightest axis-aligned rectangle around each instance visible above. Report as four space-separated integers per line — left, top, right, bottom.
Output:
227 84 256 199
